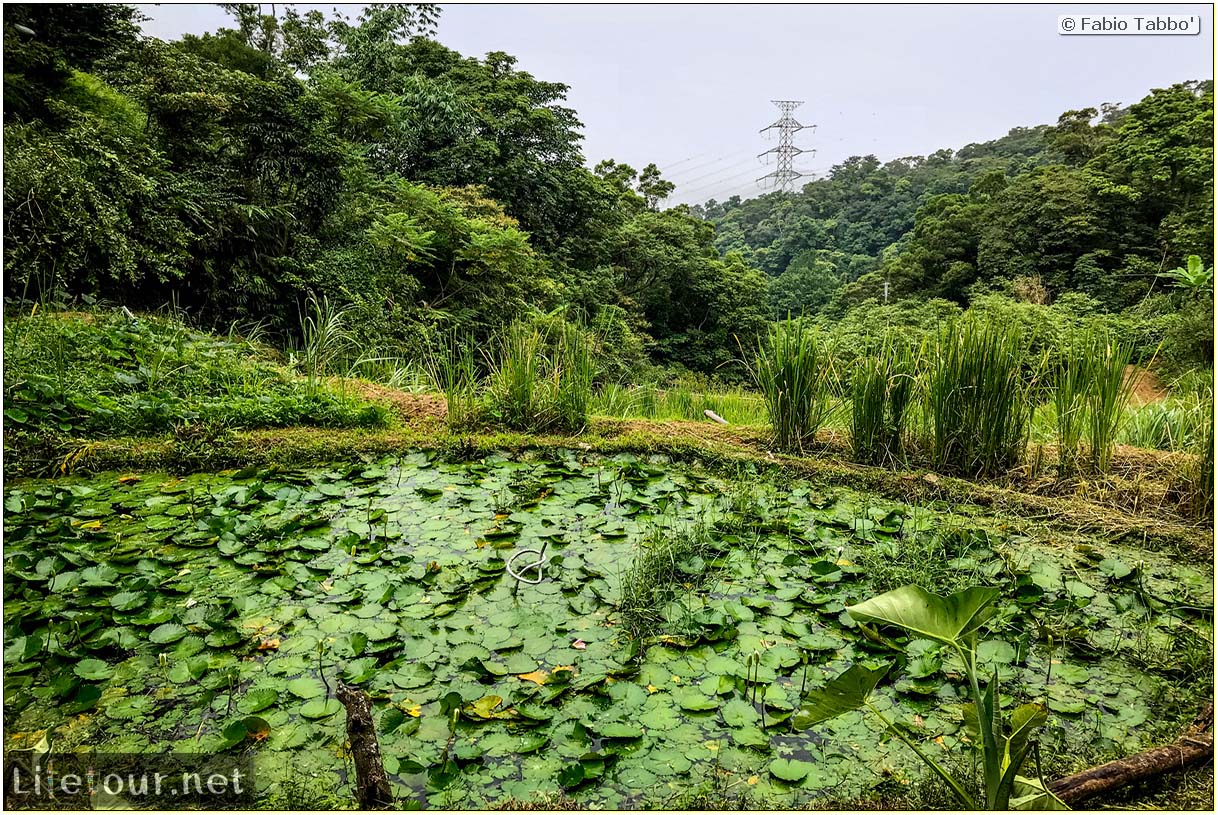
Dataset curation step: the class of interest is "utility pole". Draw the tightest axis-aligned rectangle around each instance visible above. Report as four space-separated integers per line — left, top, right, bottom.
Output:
757 100 814 192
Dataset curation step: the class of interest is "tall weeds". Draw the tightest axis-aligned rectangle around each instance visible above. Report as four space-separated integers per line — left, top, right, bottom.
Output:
749 318 834 451
425 330 479 430
484 318 598 432
1048 337 1091 476
298 294 350 395
849 336 916 467
554 321 595 430
926 318 1035 477
487 321 543 429
1084 331 1137 474
1174 383 1214 519
617 522 721 645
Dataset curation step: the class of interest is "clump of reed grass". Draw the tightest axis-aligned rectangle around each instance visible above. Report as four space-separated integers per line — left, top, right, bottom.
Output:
1048 335 1091 476
554 321 595 430
849 336 917 467
1084 331 1137 474
425 330 479 430
298 294 351 395
925 318 1036 477
748 318 835 451
483 317 598 432
487 321 544 429
1174 386 1214 519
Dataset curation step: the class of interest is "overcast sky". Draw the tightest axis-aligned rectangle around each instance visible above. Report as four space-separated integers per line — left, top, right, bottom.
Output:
137 3 1214 204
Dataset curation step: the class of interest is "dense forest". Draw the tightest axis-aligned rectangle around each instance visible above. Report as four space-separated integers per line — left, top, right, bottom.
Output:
3 3 1214 378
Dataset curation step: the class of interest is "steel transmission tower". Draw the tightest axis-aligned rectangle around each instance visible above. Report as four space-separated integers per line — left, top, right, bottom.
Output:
757 100 814 192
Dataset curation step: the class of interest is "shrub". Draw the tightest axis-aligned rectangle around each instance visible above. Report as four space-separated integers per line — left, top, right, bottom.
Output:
2 308 388 438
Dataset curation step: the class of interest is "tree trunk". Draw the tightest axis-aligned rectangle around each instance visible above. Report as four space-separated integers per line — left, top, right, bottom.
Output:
336 682 394 810
1049 705 1213 806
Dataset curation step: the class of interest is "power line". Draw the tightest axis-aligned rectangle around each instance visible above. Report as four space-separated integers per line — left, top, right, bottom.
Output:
757 100 815 192
676 162 836 205
670 155 764 189
660 147 757 178
676 162 767 196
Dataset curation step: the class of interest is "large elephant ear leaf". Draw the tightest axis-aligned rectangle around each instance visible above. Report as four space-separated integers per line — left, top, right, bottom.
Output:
792 663 891 730
846 585 1001 646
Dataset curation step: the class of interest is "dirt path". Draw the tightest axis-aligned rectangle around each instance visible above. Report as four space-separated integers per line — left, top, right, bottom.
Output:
1127 365 1168 405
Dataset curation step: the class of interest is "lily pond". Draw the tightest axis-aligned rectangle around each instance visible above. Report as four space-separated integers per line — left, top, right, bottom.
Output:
3 451 1212 808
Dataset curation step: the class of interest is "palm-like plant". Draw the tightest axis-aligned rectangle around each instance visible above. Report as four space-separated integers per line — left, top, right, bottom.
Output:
1159 255 1214 296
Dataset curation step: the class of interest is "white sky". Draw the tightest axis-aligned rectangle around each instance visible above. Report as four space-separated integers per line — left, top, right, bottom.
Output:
136 2 1214 204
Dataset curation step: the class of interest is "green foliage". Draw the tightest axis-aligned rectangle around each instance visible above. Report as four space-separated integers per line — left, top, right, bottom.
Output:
1159 255 1214 295
3 6 771 378
704 82 1212 369
296 294 352 393
482 318 599 433
2 310 387 439
425 330 479 430
849 335 917 466
749 318 835 451
795 586 1067 810
617 523 721 645
925 318 1037 476
1048 336 1091 476
1083 331 1138 474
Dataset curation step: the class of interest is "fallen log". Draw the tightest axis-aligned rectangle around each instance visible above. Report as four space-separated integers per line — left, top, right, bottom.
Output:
1049 705 1214 806
336 682 394 809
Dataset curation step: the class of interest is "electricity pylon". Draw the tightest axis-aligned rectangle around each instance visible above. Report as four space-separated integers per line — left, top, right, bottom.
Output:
757 100 814 192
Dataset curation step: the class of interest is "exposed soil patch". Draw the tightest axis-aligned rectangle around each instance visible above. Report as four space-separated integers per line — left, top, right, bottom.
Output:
1127 365 1168 405
340 379 448 423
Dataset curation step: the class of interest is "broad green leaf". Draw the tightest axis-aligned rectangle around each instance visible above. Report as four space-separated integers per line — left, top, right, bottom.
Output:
846 586 1000 646
299 697 342 719
792 663 890 729
149 623 189 644
769 758 813 781
287 677 326 699
74 658 114 681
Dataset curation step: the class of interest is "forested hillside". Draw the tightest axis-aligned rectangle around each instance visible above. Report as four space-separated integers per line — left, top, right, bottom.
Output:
3 3 767 376
700 81 1213 328
3 3 1213 378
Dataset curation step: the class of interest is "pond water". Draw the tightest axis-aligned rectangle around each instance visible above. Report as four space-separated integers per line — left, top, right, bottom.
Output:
3 450 1212 807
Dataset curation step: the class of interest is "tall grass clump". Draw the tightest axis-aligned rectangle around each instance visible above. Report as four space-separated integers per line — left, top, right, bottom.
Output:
926 318 1035 477
1047 336 1091 476
1173 381 1214 519
554 321 595 430
849 336 916 467
298 294 351 395
1084 331 1137 474
425 330 479 430
487 321 543 429
484 318 598 432
748 318 834 451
